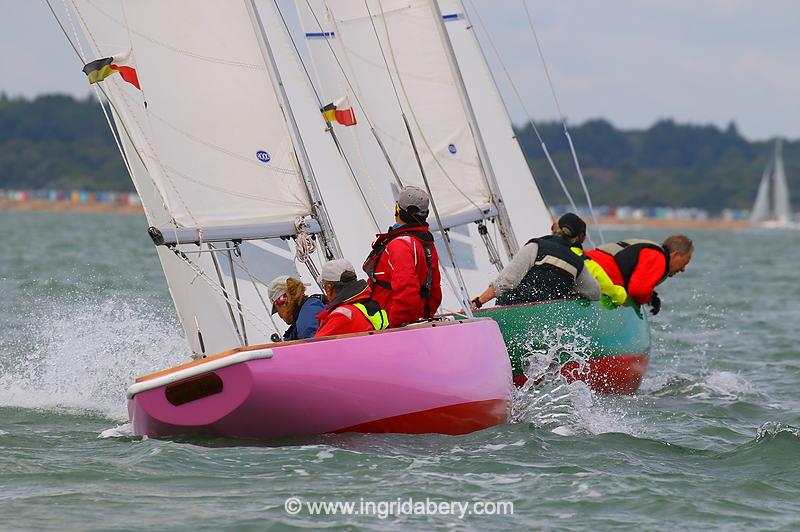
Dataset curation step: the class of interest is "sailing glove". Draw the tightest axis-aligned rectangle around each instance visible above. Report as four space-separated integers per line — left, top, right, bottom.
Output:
650 292 661 315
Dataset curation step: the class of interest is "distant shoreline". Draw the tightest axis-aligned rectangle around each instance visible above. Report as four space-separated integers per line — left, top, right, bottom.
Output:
0 199 144 215
1 199 750 229
595 216 748 230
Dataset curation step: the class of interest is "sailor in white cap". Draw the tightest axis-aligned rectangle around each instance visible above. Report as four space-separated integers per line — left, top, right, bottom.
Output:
267 274 326 341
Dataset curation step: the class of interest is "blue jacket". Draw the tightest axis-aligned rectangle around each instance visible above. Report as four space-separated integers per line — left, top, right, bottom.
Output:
283 295 327 341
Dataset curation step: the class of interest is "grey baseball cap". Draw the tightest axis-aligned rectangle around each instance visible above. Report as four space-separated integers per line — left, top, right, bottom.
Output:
397 185 429 214
319 259 358 283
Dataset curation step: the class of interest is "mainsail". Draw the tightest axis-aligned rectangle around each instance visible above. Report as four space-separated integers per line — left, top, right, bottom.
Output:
296 0 509 232
438 0 552 242
295 0 558 306
67 0 376 354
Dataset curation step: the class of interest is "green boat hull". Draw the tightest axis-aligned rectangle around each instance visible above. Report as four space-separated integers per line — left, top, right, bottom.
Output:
472 299 651 394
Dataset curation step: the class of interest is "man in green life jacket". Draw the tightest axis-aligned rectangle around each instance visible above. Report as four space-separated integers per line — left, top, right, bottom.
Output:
315 259 388 337
470 213 601 309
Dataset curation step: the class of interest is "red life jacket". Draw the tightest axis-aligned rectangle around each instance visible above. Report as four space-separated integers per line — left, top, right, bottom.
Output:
362 224 441 326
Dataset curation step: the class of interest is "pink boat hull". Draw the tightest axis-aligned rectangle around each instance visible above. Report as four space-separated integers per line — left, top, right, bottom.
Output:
128 319 512 440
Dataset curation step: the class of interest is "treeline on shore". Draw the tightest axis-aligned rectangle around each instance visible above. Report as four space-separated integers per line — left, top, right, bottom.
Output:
1 93 795 212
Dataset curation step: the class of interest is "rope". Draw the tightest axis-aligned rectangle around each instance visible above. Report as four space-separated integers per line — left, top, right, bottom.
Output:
522 1 604 244
293 216 317 263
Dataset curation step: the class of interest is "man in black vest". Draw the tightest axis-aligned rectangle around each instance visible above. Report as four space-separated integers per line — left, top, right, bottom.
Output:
470 213 600 309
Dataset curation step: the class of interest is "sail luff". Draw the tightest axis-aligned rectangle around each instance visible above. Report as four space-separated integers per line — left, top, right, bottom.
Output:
438 0 553 243
245 0 340 259
427 0 520 258
750 165 771 225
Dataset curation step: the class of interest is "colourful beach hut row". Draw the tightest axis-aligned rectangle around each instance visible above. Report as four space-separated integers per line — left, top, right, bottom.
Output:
0 189 141 206
551 205 713 221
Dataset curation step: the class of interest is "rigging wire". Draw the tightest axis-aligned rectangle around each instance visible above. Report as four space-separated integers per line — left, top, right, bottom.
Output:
462 0 584 229
303 0 403 188
372 0 487 218
364 0 473 314
48 0 292 342
272 0 381 231
521 1 605 244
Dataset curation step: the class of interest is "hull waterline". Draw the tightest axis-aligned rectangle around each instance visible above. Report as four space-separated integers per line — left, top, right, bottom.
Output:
474 300 651 394
128 318 512 440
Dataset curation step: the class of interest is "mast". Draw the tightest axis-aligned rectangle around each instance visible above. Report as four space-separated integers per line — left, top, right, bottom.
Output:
245 0 341 262
428 0 520 258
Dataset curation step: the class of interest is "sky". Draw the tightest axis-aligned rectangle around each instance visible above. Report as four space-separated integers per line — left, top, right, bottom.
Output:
2 0 798 141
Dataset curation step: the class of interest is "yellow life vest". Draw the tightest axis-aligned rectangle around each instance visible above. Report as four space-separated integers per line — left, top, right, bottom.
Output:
571 247 628 307
353 301 389 331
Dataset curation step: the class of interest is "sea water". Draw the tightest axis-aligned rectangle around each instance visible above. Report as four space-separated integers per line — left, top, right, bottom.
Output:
1 211 799 530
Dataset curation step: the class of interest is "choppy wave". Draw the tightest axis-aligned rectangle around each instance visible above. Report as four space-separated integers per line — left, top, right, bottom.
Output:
0 296 187 420
643 370 757 400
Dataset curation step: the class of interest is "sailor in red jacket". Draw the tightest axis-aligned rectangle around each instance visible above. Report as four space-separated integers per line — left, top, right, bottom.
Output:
585 234 693 314
363 185 443 328
315 259 388 338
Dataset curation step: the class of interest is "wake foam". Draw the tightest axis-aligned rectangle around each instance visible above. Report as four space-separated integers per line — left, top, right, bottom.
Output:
0 297 187 420
511 327 641 437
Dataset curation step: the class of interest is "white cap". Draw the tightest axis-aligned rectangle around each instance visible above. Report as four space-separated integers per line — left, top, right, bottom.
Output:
319 259 357 283
267 275 291 304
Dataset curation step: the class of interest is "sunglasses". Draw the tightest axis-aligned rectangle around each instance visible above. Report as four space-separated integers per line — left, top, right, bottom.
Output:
273 298 287 307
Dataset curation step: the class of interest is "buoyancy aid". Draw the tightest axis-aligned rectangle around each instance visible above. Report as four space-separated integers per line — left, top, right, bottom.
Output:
363 224 435 314
571 246 627 306
497 235 586 305
283 294 326 341
352 300 389 331
315 280 387 337
595 239 670 288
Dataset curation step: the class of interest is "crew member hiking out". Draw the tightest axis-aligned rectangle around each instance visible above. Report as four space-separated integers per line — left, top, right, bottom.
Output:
584 235 694 315
470 213 600 309
363 185 442 328
315 259 388 337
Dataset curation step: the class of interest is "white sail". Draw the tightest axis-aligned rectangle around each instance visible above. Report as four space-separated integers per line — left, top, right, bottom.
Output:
772 140 791 224
68 0 376 355
750 139 794 228
438 0 552 242
749 165 771 225
296 0 498 228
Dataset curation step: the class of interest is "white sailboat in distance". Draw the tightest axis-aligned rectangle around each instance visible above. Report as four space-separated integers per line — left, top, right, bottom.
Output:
750 139 797 229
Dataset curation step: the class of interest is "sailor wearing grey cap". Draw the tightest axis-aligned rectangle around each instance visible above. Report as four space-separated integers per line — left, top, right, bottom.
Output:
267 274 326 341
470 212 600 309
362 185 443 327
314 259 388 337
